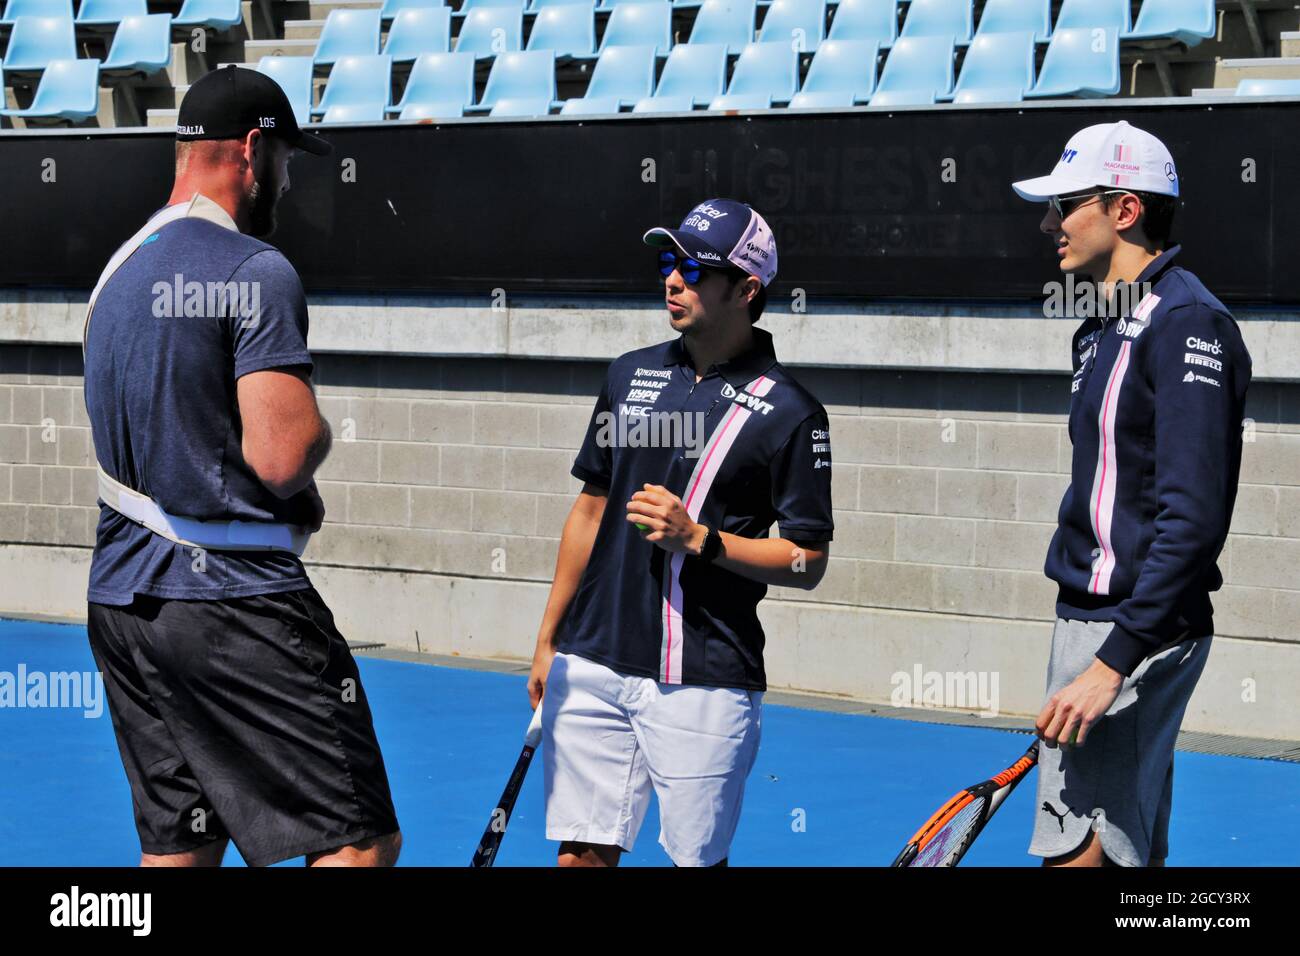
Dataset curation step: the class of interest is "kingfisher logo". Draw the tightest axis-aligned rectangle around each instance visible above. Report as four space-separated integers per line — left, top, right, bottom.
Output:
1060 148 1078 163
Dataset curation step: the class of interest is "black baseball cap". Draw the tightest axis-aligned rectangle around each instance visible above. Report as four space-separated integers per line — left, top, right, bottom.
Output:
176 64 331 156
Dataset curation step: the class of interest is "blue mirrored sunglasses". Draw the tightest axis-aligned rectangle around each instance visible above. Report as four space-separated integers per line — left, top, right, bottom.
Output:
657 250 706 285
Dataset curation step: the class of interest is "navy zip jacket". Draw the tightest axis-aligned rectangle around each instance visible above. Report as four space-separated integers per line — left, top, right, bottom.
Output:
1046 245 1252 675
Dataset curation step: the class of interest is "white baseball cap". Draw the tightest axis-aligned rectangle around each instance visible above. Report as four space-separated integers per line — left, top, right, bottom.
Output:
1012 120 1179 201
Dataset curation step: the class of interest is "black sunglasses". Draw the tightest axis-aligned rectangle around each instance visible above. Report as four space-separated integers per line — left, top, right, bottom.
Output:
1049 189 1130 220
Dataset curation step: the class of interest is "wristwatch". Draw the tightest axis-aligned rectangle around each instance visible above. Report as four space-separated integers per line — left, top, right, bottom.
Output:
697 524 723 563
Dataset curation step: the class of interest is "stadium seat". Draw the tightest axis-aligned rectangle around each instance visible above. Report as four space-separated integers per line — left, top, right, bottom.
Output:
953 86 1021 103
826 0 898 47
1235 78 1300 96
389 50 476 117
101 14 173 75
457 0 525 13
1124 0 1215 47
898 0 972 45
688 0 756 56
599 0 661 6
598 0 671 57
872 34 953 101
172 0 242 31
951 30 1033 101
631 93 696 112
526 3 597 58
489 95 552 115
1054 0 1130 35
0 56 99 119
258 55 314 125
456 5 524 56
475 49 557 110
1028 26 1120 97
724 41 798 104
75 0 146 28
382 7 452 62
0 0 71 25
708 92 770 109
788 89 854 107
530 0 595 8
645 41 726 106
315 9 382 65
314 54 392 121
800 37 877 102
574 43 656 106
558 94 622 113
975 0 1049 43
758 0 825 53
2 16 76 72
380 0 445 20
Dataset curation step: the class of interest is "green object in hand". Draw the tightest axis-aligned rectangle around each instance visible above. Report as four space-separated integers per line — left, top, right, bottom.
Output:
635 523 650 533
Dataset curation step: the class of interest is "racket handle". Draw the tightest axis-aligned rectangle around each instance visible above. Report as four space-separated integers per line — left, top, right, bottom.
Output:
524 703 544 749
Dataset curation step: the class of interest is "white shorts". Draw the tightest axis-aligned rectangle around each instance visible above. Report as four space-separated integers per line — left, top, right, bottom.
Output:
540 651 763 867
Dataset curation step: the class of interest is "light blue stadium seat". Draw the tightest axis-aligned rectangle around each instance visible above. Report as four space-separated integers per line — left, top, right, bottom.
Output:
708 91 770 109
0 56 99 119
258 54 315 125
599 0 662 6
899 0 971 45
631 93 695 112
101 14 172 74
688 0 756 56
577 43 655 106
647 41 726 105
2 16 76 71
725 41 798 104
826 0 897 47
315 8 382 64
1235 78 1300 96
873 33 952 100
559 93 622 113
1125 0 1214 47
801 37 876 101
975 0 1049 43
75 0 146 27
314 53 392 121
383 7 451 61
489 95 552 115
476 49 556 110
1029 26 1120 97
389 50 476 116
598 0 670 57
526 3 597 58
529 0 595 8
380 0 445 20
787 89 853 107
1 0 71 25
759 0 825 53
953 86 1021 103
457 0 524 13
951 29 1032 101
172 0 242 31
456 5 524 56
1055 0 1130 35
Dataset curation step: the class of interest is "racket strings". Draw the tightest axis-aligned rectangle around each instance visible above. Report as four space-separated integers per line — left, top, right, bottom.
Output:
911 796 988 867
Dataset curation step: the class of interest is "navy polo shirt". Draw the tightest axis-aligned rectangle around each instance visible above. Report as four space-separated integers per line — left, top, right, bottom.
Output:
558 326 835 691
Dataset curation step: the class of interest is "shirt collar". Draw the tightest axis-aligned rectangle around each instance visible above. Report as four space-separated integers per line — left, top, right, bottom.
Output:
663 326 779 387
1135 243 1181 285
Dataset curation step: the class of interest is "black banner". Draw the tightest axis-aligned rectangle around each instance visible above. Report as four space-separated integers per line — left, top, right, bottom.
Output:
2 100 1296 303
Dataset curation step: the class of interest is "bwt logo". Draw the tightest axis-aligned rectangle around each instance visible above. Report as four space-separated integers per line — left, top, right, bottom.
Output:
1060 148 1078 163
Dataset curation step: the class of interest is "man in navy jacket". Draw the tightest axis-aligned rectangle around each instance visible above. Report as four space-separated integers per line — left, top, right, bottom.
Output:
1012 121 1251 867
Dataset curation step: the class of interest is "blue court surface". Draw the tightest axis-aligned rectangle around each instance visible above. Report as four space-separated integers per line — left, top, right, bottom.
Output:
2 617 1297 867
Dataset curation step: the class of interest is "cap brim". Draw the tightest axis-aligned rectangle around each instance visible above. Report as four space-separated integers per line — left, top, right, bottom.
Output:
1011 173 1098 202
642 227 730 268
294 130 332 156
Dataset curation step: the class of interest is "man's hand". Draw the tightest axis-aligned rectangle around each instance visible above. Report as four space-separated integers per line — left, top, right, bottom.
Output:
1036 657 1124 748
625 483 705 555
527 639 557 711
298 482 326 532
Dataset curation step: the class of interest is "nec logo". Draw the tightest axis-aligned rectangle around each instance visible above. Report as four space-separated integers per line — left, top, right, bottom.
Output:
1060 148 1078 163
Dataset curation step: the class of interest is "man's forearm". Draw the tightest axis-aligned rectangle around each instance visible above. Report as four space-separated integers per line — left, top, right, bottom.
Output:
707 531 827 590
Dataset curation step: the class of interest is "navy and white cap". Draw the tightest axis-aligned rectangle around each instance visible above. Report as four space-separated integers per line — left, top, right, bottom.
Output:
643 199 779 287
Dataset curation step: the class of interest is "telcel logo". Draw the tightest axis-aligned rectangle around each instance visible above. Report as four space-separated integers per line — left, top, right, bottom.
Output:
1186 336 1222 355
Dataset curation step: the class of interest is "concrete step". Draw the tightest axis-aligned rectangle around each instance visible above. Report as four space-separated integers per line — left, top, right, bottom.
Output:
1281 31 1300 57
308 0 383 19
284 18 325 41
147 108 178 129
1214 56 1300 85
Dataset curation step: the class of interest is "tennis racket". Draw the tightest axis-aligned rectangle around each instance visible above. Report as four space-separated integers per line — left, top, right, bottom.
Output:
891 739 1040 867
469 706 544 868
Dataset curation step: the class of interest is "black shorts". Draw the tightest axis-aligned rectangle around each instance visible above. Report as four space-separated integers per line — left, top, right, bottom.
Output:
87 587 400 866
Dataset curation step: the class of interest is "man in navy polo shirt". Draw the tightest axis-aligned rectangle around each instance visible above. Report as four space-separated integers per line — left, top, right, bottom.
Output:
526 200 835 867
1012 122 1251 866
